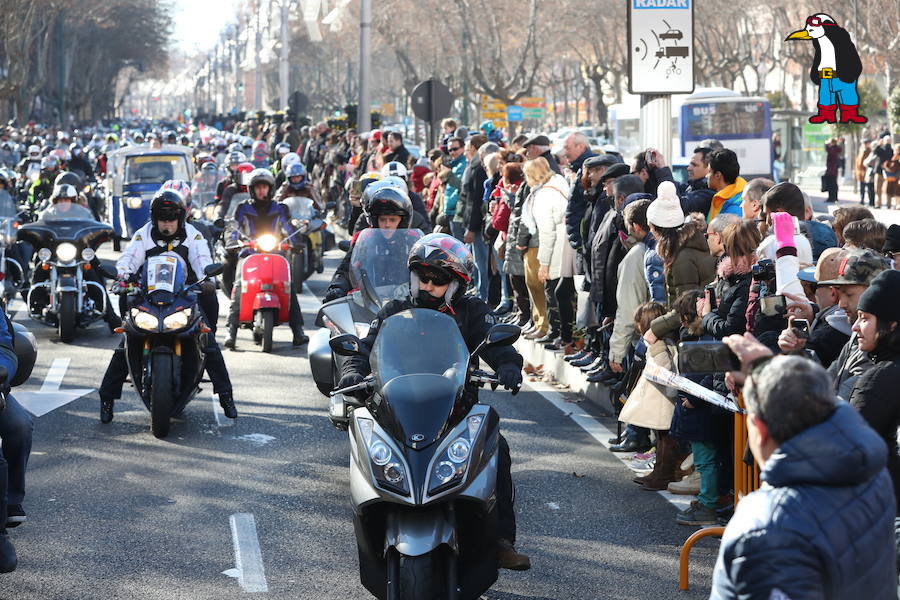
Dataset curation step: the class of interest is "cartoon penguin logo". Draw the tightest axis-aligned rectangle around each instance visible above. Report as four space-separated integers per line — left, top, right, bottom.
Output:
785 13 867 125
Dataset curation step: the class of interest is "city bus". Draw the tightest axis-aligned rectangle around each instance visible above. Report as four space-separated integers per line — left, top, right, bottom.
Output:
680 89 773 178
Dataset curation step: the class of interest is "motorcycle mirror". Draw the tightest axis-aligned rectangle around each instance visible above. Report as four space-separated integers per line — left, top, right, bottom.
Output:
338 240 351 253
484 323 521 347
204 263 224 277
329 333 367 357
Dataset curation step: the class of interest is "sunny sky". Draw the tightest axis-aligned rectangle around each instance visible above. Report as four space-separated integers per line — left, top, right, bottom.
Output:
171 0 242 54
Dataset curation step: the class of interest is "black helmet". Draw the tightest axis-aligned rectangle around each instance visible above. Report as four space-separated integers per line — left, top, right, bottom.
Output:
362 181 412 229
54 170 82 188
248 168 276 202
150 190 186 225
407 233 474 310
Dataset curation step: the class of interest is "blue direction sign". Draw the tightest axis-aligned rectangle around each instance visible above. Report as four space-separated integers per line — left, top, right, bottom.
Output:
507 105 523 122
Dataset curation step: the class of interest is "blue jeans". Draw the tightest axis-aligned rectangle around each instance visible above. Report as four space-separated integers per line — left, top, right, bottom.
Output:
0 394 33 505
496 254 511 305
818 77 859 106
449 220 466 242
469 234 490 301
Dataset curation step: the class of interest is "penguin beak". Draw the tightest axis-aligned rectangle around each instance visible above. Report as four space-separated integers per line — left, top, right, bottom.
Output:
785 29 812 41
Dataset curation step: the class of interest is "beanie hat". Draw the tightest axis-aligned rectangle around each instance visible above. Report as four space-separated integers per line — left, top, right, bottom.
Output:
885 224 900 254
647 181 685 228
857 269 900 323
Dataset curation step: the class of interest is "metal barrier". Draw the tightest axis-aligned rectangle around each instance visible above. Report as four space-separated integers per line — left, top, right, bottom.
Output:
678 394 759 591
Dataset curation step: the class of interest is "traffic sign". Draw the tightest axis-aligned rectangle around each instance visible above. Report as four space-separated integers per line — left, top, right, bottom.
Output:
627 0 694 94
507 106 523 122
410 79 454 123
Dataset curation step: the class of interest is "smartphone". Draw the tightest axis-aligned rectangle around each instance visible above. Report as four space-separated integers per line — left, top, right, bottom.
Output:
792 318 810 340
705 283 717 311
759 294 787 317
677 341 741 374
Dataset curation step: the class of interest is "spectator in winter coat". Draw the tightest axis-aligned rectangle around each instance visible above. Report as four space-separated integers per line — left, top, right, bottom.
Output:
645 182 717 342
608 199 652 372
739 177 773 221
848 269 900 511
560 133 596 251
698 220 760 340
439 139 467 238
709 349 896 600
383 131 410 167
756 182 813 266
522 135 561 175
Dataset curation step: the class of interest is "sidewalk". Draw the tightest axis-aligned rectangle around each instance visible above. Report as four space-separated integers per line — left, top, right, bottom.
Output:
801 182 900 226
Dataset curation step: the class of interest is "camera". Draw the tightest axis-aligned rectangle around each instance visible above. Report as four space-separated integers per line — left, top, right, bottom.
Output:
760 294 787 317
705 283 717 311
677 341 741 374
792 318 810 340
751 259 776 282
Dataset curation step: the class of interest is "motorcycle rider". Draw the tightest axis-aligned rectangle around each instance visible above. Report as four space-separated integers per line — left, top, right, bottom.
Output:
224 168 308 349
274 162 325 273
15 145 41 179
27 156 60 210
323 183 415 302
0 304 30 573
67 143 94 182
98 189 237 423
216 151 247 203
337 233 531 571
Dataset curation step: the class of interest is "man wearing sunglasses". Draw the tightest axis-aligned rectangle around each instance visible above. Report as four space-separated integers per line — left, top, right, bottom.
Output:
337 233 531 571
439 138 468 239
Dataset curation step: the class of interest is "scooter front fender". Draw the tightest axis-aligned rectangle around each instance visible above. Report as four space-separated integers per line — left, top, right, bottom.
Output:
384 508 457 558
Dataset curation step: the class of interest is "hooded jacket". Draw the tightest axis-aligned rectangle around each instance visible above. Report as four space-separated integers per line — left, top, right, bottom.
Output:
708 177 746 222
710 403 896 599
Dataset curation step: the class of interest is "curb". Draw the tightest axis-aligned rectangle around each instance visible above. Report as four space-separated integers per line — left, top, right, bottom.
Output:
514 337 616 416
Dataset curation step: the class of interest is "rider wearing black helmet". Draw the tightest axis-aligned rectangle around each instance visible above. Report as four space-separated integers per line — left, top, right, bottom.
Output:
224 168 308 348
337 233 530 571
322 182 415 302
98 189 237 423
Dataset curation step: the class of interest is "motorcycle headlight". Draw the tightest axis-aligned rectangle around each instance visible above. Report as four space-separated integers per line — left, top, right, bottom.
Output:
427 414 485 497
357 417 409 496
81 248 95 262
126 196 143 209
37 247 52 262
130 308 159 331
163 308 192 331
256 234 277 252
55 243 77 263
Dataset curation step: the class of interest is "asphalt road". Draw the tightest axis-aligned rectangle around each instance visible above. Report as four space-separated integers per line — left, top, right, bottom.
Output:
1 245 717 600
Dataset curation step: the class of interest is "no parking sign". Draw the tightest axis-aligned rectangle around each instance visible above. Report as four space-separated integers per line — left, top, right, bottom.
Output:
627 0 695 94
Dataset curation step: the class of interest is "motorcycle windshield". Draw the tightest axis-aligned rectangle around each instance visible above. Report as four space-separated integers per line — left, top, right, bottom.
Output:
142 253 187 300
281 196 317 221
370 309 469 446
349 228 423 308
38 203 95 222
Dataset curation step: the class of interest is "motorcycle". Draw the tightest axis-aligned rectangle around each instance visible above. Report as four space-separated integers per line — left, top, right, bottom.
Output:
17 203 113 342
0 192 25 306
309 228 423 398
328 309 521 600
282 194 326 283
116 254 223 438
229 231 296 353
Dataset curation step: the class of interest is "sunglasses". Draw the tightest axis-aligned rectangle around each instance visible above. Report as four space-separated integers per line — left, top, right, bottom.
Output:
806 16 834 26
415 269 452 286
449 146 463 152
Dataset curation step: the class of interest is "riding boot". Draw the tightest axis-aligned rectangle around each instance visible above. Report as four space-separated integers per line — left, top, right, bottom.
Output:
640 435 684 491
0 460 16 573
808 104 837 124
218 391 237 419
99 396 114 424
839 104 868 124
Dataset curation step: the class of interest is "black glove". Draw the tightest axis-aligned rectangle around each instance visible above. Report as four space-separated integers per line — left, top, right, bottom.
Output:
567 233 583 251
496 364 522 395
323 286 345 303
337 372 366 397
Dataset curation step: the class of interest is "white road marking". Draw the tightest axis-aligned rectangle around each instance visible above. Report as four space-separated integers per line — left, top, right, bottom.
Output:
235 433 275 446
6 298 26 320
228 513 269 593
17 357 94 418
212 394 232 428
525 380 692 512
299 282 320 315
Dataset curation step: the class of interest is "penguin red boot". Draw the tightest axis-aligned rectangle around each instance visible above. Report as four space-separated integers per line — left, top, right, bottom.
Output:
808 104 837 124
839 104 868 123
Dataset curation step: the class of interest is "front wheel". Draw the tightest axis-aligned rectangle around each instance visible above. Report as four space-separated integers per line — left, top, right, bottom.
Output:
261 309 275 353
393 549 453 600
58 292 76 342
149 353 174 438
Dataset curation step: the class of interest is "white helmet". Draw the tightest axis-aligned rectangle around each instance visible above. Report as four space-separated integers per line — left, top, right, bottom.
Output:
380 175 409 193
380 161 408 179
282 152 301 166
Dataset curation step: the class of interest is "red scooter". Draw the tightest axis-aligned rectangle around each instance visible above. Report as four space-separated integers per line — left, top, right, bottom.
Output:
236 233 293 352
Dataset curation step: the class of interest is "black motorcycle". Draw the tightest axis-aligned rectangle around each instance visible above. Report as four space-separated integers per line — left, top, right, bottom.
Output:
17 203 113 341
116 254 223 438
